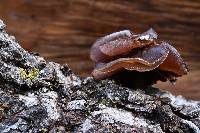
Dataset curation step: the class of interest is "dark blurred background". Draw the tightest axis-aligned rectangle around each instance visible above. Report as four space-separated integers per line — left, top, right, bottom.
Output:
0 0 199 100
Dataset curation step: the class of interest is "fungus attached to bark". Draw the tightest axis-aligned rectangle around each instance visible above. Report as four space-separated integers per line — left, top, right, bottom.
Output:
90 29 188 88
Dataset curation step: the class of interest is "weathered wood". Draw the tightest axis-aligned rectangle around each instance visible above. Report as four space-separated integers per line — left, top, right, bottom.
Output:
0 0 199 99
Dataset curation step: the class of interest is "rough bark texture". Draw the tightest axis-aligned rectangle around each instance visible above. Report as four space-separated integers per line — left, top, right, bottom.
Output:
0 20 200 133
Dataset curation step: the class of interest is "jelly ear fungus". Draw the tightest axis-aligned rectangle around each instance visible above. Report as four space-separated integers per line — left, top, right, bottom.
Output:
90 29 188 88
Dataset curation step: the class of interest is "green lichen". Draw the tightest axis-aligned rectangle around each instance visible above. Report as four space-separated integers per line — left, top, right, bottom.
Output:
100 98 117 108
100 99 110 105
20 68 39 80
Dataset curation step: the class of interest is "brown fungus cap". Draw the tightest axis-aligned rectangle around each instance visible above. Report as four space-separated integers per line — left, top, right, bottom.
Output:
90 29 188 88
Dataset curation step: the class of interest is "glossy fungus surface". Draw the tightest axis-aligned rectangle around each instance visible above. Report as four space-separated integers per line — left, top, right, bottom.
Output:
90 29 188 88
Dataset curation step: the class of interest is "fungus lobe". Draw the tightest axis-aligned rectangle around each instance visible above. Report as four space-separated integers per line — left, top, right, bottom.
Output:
90 29 188 88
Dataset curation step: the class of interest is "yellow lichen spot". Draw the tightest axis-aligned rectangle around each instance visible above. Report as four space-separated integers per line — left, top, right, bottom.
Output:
27 68 39 80
40 128 48 133
20 68 39 80
19 68 27 79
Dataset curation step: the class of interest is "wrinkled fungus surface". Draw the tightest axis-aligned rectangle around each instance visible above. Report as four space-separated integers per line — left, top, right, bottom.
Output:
90 29 188 88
